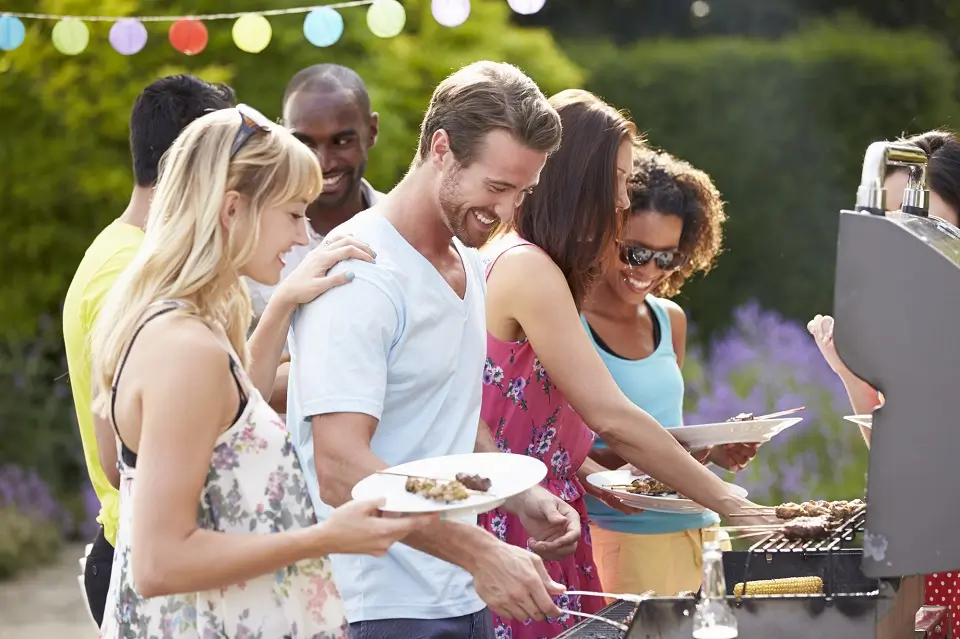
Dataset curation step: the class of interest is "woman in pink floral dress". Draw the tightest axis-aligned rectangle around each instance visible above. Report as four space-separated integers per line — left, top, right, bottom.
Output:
477 90 773 639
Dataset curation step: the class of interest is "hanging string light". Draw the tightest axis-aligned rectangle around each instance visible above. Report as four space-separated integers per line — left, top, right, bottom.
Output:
0 1 410 55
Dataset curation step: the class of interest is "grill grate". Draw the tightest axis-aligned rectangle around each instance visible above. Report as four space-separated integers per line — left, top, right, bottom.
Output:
747 506 867 553
555 600 637 638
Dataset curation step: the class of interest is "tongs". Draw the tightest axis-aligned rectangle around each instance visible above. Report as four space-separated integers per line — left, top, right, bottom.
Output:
566 589 655 604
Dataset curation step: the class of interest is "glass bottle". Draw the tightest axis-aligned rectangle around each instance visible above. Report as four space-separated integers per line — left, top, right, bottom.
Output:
692 540 738 639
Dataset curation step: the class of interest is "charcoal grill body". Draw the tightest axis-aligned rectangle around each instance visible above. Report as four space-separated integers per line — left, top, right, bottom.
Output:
556 550 897 639
833 210 960 578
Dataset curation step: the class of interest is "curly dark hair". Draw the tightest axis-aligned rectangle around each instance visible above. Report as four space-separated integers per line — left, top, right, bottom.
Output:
627 150 726 298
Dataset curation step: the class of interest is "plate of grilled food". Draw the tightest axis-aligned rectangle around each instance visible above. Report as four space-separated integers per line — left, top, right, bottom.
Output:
669 407 805 448
585 470 749 513
843 415 872 429
351 452 548 516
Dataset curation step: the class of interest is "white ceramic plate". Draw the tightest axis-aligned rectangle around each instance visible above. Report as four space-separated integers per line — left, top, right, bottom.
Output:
586 469 749 514
670 417 803 448
351 452 547 516
843 415 873 429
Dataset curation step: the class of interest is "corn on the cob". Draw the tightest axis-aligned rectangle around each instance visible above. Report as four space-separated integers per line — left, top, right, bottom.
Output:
733 576 823 597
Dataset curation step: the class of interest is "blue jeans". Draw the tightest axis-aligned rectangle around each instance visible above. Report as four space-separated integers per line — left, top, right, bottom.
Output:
349 608 495 639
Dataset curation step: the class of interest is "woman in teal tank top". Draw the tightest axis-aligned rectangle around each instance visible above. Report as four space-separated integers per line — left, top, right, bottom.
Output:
581 150 758 596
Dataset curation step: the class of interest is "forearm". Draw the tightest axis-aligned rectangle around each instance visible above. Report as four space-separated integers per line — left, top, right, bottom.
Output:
318 435 498 572
475 419 498 452
587 447 625 471
268 362 290 413
595 406 742 515
135 526 314 597
247 297 295 399
577 455 609 480
838 371 882 416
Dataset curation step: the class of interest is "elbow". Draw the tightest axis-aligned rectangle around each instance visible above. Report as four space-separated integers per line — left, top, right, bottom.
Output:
132 547 175 599
585 402 634 441
315 451 350 507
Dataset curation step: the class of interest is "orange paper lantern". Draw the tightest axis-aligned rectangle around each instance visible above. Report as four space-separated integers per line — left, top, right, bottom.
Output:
169 19 208 55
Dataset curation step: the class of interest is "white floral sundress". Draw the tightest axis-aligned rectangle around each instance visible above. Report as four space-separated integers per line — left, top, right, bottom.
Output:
99 352 349 638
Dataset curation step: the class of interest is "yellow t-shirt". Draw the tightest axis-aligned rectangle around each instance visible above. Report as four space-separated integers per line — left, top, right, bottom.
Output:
63 219 144 547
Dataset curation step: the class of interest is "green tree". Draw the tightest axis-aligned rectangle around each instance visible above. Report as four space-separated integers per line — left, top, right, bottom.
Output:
577 20 960 338
0 0 582 338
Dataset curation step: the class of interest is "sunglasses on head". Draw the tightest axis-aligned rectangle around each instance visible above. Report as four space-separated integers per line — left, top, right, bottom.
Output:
229 104 273 159
618 242 687 271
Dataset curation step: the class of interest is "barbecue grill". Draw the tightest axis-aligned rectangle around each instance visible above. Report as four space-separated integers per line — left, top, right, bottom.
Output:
560 141 960 638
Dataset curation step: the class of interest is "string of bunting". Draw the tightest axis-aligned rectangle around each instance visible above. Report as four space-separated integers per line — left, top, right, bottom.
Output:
0 0 545 56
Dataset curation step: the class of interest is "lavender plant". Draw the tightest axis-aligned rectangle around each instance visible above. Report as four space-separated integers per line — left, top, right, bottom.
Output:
683 302 868 505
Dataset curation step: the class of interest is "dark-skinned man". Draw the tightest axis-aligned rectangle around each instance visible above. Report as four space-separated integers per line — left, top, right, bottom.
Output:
247 64 383 413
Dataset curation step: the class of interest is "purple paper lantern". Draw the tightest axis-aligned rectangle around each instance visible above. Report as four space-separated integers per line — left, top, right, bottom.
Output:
109 19 148 55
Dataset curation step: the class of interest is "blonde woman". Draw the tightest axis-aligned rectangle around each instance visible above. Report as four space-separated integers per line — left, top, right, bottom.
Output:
90 106 432 638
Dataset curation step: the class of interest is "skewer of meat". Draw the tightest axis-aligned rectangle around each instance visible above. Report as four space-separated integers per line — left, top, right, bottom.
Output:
404 477 470 503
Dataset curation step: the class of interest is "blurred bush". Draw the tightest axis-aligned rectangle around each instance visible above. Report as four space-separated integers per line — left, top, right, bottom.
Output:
578 18 960 339
0 465 68 579
683 302 868 505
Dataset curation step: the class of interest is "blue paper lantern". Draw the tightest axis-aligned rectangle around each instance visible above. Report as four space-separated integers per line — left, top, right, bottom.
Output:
303 8 344 47
0 15 26 51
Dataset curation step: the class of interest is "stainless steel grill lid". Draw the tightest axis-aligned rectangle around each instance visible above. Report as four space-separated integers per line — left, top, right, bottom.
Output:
833 141 960 578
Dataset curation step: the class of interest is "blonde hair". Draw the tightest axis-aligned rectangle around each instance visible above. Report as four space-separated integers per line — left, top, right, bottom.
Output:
91 108 322 417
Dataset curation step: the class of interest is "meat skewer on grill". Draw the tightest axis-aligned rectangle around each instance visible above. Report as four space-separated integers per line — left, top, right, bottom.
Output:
774 498 864 520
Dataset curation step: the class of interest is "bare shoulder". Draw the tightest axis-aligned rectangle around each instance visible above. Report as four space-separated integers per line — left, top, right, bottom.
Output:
659 298 687 325
486 243 566 294
132 312 233 390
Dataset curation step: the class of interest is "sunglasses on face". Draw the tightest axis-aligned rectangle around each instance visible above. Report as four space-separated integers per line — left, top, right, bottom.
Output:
618 242 687 271
229 104 273 159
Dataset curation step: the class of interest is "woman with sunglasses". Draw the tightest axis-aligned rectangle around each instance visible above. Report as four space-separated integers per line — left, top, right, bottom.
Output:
477 91 773 639
582 149 755 597
91 106 432 638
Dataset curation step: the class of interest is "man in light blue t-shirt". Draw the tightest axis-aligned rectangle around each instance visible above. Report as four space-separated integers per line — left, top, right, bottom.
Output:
287 62 580 639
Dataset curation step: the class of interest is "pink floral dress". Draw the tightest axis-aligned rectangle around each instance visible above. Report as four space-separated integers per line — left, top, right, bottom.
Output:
477 237 604 639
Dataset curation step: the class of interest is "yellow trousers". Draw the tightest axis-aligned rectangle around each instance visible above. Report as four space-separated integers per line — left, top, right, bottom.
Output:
591 524 731 600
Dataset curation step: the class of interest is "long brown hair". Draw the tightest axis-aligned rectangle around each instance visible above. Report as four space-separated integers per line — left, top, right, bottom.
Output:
511 89 639 307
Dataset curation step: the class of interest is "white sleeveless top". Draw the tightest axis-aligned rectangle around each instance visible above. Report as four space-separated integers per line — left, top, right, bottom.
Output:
99 306 349 638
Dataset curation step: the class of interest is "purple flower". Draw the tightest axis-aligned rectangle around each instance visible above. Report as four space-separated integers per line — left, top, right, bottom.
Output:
685 301 867 504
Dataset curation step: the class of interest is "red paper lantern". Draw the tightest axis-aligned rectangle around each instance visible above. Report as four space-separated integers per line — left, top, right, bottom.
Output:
169 19 208 55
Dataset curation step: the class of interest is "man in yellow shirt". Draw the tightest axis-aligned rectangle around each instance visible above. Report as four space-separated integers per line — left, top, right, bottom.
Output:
62 74 235 625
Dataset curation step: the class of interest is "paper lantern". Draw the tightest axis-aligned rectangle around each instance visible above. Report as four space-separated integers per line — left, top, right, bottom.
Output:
367 0 406 38
169 19 208 55
0 15 26 51
51 19 89 56
109 19 147 55
432 0 471 27
507 0 547 15
303 8 344 47
232 14 272 53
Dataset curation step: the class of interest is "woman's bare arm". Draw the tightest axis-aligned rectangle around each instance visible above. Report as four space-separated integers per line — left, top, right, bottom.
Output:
128 316 329 597
486 247 752 517
92 401 120 489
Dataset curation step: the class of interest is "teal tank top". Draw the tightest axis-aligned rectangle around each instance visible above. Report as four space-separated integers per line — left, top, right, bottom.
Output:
582 296 719 534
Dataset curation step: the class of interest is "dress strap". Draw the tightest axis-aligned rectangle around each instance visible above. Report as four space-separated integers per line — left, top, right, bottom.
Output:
483 235 538 281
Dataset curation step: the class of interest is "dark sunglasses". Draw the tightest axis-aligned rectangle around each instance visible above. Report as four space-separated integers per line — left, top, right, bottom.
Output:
618 243 687 271
229 104 273 159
